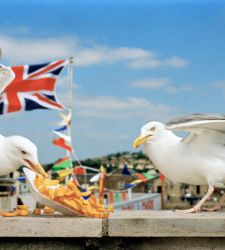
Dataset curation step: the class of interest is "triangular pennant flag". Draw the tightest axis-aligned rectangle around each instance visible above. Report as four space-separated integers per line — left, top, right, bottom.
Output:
124 183 135 189
52 130 71 142
60 110 72 124
143 172 156 180
82 190 92 200
90 173 100 183
115 192 121 202
53 125 68 132
121 191 127 201
53 156 72 171
130 179 143 185
74 167 86 175
100 165 106 174
87 185 99 191
52 138 72 152
122 164 131 175
135 173 148 182
109 191 114 204
57 168 73 178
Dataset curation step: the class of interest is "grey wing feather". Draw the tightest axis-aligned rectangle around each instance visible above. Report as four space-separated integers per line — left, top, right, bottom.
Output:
166 113 225 133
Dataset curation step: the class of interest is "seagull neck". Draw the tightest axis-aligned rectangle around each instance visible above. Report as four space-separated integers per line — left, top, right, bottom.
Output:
144 131 181 162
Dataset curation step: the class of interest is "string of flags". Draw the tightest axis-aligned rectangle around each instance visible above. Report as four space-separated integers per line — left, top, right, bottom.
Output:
51 109 73 156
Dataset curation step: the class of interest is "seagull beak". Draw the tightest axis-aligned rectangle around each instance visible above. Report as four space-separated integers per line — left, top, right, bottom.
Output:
133 135 151 148
24 160 48 178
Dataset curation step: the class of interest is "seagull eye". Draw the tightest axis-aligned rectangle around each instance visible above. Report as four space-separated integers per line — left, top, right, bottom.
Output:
21 150 26 154
150 127 156 131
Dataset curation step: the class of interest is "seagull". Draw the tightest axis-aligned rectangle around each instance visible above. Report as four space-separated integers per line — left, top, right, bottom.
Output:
0 135 47 177
133 113 225 213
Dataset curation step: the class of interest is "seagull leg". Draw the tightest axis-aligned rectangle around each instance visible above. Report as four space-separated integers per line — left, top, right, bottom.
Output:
202 192 225 212
176 185 214 213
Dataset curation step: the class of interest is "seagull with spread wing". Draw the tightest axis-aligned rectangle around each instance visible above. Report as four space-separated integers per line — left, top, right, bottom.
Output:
133 114 225 213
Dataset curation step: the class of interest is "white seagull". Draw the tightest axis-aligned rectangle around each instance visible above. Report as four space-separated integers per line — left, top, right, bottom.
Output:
133 113 225 213
0 135 47 177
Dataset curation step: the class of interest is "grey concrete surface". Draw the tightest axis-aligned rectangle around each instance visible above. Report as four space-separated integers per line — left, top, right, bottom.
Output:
1 211 225 249
108 210 225 237
0 214 102 237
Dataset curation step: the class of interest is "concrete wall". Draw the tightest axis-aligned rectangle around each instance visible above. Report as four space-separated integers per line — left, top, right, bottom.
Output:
1 211 225 249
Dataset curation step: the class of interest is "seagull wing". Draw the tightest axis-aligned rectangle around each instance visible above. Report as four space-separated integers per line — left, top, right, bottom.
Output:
0 66 15 94
165 113 225 144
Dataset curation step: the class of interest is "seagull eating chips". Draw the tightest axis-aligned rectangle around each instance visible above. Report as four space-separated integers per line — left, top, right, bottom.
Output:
0 135 47 177
133 113 225 213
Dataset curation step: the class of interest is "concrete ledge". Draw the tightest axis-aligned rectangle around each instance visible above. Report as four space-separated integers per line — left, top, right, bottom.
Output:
1 211 225 239
108 210 225 237
0 214 103 237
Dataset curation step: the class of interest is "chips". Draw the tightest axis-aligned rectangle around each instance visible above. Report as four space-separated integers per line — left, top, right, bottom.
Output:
43 206 55 214
34 175 113 218
33 208 41 215
1 204 30 217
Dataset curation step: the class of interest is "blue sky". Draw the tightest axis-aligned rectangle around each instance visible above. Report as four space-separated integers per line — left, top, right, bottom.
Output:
0 0 225 163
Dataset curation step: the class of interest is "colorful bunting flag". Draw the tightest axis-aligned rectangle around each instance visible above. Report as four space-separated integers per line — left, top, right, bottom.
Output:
135 173 148 182
59 110 72 125
52 138 73 152
53 156 72 171
74 167 86 175
57 168 73 178
122 164 131 175
52 130 71 142
115 191 121 202
121 191 127 201
109 191 114 204
130 179 143 185
90 173 100 183
124 183 135 189
100 165 106 174
87 185 99 191
143 172 156 180
53 125 68 132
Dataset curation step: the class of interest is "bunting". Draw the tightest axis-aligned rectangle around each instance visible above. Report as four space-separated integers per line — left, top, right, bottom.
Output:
52 156 72 171
90 173 100 183
122 164 131 175
52 138 73 152
52 130 71 142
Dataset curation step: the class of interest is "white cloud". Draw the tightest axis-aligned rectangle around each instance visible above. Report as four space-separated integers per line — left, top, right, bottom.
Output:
164 85 195 94
165 86 178 94
128 55 188 69
211 80 225 96
0 33 188 69
131 77 194 94
0 34 76 64
73 94 177 121
211 80 225 89
131 78 170 89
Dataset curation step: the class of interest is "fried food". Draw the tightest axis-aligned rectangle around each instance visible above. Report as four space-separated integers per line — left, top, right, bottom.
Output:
34 175 113 218
33 208 41 215
16 209 29 216
43 206 55 214
0 211 17 217
17 205 29 210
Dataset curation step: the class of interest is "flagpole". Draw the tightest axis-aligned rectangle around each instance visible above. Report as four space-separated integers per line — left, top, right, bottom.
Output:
67 57 74 170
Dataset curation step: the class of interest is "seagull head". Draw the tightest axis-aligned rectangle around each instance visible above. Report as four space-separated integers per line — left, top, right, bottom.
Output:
5 136 48 177
133 121 166 148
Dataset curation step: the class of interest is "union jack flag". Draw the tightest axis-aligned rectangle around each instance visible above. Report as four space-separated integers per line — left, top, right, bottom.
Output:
0 59 67 114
